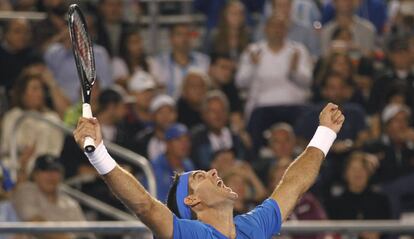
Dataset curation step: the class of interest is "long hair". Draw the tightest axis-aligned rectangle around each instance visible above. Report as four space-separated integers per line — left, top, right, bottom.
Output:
11 72 46 110
119 29 149 74
212 0 250 57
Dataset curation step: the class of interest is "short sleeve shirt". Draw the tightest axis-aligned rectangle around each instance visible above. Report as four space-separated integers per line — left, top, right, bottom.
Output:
173 198 282 239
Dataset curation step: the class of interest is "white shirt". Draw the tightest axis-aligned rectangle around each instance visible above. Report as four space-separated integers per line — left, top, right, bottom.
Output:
208 127 233 152
236 40 312 117
150 51 210 98
148 136 166 161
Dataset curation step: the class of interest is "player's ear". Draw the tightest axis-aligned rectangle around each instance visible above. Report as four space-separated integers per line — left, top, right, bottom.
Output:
184 195 201 207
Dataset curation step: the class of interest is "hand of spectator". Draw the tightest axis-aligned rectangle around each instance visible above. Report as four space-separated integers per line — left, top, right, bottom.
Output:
319 103 345 134
249 45 261 65
73 117 102 151
364 153 380 174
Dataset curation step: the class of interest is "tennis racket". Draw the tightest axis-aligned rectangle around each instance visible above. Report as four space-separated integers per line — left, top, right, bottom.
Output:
68 4 97 153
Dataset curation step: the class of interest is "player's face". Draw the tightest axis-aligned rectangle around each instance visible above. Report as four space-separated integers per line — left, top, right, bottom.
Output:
189 169 238 207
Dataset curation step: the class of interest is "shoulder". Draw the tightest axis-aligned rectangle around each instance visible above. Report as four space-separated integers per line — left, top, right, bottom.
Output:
45 43 65 55
354 16 376 32
192 52 210 63
173 215 214 238
3 108 23 120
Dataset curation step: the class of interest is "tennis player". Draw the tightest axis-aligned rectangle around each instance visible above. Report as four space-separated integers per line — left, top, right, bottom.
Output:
73 102 344 239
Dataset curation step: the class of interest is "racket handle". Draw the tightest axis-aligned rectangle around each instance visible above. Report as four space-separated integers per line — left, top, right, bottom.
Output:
82 103 96 153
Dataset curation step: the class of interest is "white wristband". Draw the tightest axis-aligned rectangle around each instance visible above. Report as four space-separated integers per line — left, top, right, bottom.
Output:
307 126 337 157
85 142 117 175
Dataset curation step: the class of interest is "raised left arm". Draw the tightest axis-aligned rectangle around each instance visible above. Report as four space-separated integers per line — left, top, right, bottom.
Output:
271 103 344 221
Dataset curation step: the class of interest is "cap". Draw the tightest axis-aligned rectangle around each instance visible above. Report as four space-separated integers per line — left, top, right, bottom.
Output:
382 103 411 123
150 94 176 113
165 123 188 141
128 71 156 92
33 155 63 172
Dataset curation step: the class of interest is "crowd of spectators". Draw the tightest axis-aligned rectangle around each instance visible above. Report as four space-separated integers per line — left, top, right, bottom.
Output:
0 0 413 238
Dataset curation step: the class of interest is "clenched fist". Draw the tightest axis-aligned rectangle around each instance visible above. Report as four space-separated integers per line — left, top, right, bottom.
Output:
73 117 103 151
319 103 345 134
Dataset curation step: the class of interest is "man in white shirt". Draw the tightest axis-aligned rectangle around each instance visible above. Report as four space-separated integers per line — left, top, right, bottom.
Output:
236 14 313 153
151 24 210 98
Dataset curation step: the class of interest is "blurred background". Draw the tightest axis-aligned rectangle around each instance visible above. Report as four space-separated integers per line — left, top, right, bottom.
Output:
0 0 413 238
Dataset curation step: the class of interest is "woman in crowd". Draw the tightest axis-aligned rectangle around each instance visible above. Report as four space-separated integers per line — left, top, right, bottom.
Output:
208 0 251 61
0 71 64 173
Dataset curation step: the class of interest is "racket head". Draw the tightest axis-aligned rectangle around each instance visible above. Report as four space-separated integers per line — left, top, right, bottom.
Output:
68 4 96 103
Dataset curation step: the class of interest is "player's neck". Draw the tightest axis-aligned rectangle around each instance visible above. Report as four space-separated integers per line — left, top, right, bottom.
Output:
198 205 236 239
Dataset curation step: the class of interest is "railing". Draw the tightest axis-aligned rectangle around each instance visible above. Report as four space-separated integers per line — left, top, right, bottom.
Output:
8 111 157 198
1 220 414 234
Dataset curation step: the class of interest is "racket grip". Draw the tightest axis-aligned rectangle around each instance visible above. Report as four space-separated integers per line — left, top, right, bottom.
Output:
82 103 96 153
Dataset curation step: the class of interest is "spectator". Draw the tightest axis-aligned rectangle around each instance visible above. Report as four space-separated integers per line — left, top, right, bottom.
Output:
11 155 88 239
321 0 376 55
325 152 391 239
223 162 267 215
114 29 152 88
95 0 131 57
255 123 300 182
123 70 157 141
0 19 41 98
1 73 64 172
387 0 414 38
256 0 321 58
236 14 312 152
151 24 210 98
133 94 177 160
32 2 67 53
267 157 329 239
96 88 130 147
208 54 242 115
193 0 265 31
364 103 414 184
207 0 251 61
177 68 209 130
321 0 388 34
44 29 113 103
191 90 251 170
368 36 414 115
152 124 194 202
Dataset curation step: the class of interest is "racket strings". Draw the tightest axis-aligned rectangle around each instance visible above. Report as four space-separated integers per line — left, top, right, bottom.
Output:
73 13 94 83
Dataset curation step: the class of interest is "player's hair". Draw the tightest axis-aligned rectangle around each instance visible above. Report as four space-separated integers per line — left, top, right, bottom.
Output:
166 172 197 219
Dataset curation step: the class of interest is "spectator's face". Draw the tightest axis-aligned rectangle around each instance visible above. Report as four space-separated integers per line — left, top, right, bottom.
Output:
331 54 352 79
322 76 350 104
100 0 123 23
182 74 208 105
224 174 247 202
133 89 155 111
127 33 144 57
203 99 228 132
34 170 62 195
272 0 292 19
386 111 410 143
265 15 288 43
269 129 295 158
334 0 355 16
167 135 190 160
345 158 369 192
390 50 412 70
170 25 191 52
209 58 234 85
154 105 177 130
226 2 245 28
23 78 45 111
211 151 236 175
112 102 127 122
5 19 31 51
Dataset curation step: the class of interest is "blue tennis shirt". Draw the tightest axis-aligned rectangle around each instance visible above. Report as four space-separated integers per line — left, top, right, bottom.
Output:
173 198 282 239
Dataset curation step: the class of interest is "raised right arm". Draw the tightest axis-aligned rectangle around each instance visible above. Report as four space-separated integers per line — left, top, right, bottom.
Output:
73 118 173 239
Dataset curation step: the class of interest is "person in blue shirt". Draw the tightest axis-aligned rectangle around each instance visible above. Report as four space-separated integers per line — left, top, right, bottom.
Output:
73 103 345 239
152 124 195 202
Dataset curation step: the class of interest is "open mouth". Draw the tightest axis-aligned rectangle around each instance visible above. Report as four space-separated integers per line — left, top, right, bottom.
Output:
216 178 232 192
